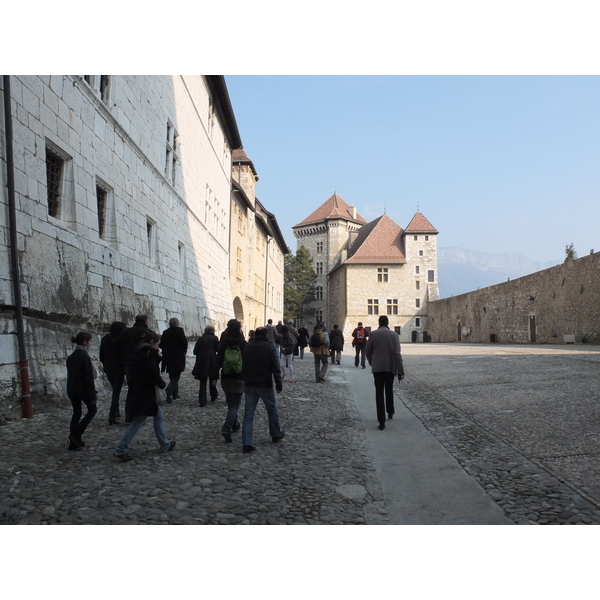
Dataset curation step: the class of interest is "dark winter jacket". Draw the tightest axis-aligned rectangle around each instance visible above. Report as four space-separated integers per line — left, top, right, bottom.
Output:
242 338 282 391
130 343 165 418
297 327 309 348
192 333 219 379
329 328 344 351
66 348 97 401
280 333 295 356
99 333 124 380
159 325 188 373
118 322 149 365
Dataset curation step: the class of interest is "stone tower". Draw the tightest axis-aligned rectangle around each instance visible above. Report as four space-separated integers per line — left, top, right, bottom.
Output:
292 193 367 327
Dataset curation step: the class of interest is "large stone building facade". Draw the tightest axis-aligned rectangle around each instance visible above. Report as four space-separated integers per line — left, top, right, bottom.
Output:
427 251 600 344
0 75 286 417
230 149 287 334
293 194 440 343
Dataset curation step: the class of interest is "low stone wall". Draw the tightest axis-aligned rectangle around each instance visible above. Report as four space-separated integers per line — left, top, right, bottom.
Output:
428 252 600 344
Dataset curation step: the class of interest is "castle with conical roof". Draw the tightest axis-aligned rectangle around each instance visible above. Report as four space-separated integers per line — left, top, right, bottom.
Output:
293 194 439 343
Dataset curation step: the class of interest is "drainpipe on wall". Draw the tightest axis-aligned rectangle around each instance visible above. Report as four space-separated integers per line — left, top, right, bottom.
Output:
2 76 32 418
264 236 272 324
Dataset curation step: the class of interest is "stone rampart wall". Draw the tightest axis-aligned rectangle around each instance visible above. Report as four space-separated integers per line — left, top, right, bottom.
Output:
428 252 600 344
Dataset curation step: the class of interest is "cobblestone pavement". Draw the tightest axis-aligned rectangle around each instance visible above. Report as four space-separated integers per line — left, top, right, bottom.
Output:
400 344 600 525
3 343 600 525
0 356 387 525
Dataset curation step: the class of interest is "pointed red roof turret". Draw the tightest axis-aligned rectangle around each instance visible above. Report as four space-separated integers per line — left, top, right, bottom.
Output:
404 212 438 234
293 193 367 228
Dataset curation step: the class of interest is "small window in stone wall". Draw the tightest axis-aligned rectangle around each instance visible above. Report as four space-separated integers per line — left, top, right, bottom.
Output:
415 280 420 290
179 242 187 280
368 299 379 315
165 120 179 185
83 75 111 104
428 270 435 282
394 326 401 335
387 299 398 315
377 267 388 282
46 148 64 218
317 241 323 252
146 217 158 264
416 298 420 308
415 318 421 327
316 262 324 275
45 141 75 227
236 247 243 278
96 184 107 238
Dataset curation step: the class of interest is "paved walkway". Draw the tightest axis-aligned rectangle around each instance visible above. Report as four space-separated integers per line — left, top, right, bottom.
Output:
2 343 600 525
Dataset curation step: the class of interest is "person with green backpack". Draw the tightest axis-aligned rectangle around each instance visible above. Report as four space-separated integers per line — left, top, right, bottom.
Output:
217 319 246 443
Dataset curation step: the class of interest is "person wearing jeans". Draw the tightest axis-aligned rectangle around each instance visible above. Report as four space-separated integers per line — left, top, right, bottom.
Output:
240 326 284 453
115 405 171 455
114 331 175 461
242 386 284 450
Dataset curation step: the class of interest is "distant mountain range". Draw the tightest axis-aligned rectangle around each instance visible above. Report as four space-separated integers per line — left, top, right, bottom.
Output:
437 247 560 298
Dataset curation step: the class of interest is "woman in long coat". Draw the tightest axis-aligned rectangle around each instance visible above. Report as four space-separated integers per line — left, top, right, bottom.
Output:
113 331 175 461
297 324 309 359
192 325 219 406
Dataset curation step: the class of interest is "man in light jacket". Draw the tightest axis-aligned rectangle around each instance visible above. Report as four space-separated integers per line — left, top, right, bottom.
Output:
365 315 405 430
309 322 330 383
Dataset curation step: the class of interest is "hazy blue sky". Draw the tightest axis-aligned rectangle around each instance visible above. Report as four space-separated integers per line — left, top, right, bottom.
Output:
225 76 600 263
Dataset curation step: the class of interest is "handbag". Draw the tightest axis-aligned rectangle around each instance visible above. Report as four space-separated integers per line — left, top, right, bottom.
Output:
155 385 167 406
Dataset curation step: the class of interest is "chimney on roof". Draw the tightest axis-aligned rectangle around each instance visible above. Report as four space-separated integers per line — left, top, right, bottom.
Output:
349 206 357 219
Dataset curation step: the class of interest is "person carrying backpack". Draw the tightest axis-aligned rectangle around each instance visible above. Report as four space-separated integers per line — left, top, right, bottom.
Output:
309 322 330 383
352 322 369 369
217 319 246 443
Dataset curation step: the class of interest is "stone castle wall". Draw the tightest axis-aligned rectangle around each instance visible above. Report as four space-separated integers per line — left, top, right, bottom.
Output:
427 252 600 344
0 76 237 418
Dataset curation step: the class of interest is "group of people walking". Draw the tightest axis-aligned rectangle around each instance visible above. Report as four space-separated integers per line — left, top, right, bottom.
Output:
66 314 287 458
65 313 405 459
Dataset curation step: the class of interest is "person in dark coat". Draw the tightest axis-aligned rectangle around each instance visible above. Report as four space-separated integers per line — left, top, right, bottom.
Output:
217 319 246 443
329 324 344 365
118 314 149 421
159 317 188 403
113 331 175 461
241 326 284 454
297 324 309 359
192 325 219 406
66 331 98 451
99 321 127 424
365 315 405 430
